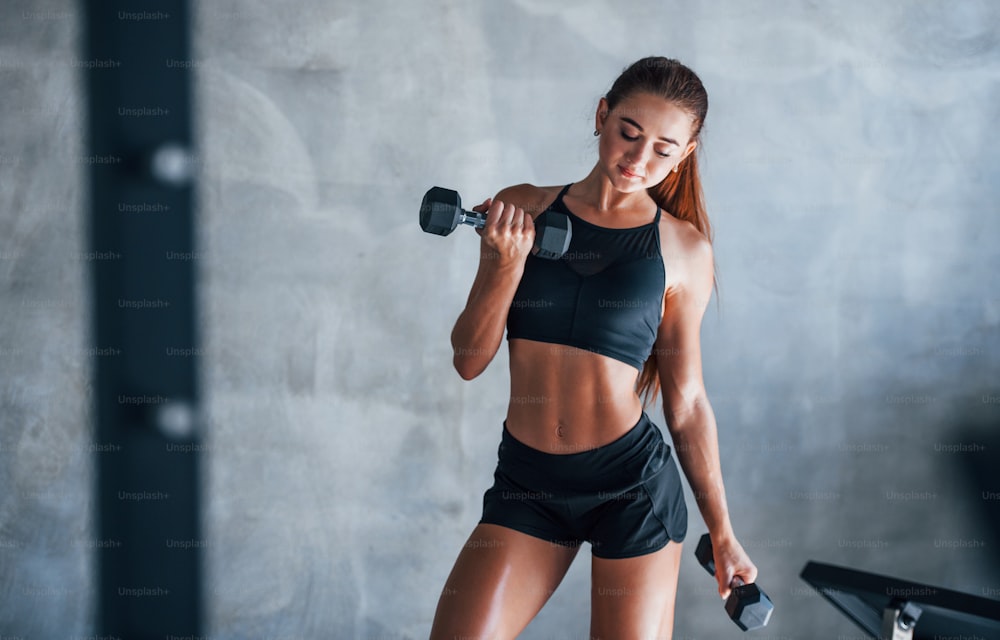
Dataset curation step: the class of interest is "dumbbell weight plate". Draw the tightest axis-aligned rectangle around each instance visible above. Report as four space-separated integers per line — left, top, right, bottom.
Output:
419 186 466 236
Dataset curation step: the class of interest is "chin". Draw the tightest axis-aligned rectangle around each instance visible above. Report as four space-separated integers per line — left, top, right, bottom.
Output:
619 182 646 194
614 173 648 192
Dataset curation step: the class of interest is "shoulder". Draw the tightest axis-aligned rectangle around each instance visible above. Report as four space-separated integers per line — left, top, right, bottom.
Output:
658 210 714 293
493 183 564 219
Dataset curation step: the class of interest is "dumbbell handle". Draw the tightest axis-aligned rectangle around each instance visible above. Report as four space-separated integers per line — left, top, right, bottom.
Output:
457 207 535 230
455 209 488 229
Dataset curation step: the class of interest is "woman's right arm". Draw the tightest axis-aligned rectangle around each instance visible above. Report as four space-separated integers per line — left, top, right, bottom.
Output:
450 187 536 380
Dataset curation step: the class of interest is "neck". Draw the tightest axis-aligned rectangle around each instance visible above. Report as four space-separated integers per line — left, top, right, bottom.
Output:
572 164 650 213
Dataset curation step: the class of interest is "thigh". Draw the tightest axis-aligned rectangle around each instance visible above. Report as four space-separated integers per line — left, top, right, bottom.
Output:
590 540 684 640
430 523 581 640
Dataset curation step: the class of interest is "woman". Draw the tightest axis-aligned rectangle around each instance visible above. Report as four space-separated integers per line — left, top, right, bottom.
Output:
429 57 758 639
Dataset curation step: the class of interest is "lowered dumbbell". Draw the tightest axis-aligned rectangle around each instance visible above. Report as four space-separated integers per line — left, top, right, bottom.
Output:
695 534 774 631
419 186 572 260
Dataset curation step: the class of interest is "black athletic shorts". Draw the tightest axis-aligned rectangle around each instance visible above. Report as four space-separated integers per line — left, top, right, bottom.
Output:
479 411 688 559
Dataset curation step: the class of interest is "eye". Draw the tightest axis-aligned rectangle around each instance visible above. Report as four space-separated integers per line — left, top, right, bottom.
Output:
619 129 671 158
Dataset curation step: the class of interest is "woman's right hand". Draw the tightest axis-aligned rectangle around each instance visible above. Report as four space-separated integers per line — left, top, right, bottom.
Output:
471 197 535 268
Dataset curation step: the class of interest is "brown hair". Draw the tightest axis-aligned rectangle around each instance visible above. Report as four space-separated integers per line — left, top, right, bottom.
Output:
603 57 717 408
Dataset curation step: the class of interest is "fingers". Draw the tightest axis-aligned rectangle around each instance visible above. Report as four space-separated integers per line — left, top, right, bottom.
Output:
482 199 531 233
470 197 492 215
522 210 536 232
718 561 759 600
716 542 757 600
475 198 534 261
718 573 733 600
487 198 512 228
473 198 501 237
475 198 503 237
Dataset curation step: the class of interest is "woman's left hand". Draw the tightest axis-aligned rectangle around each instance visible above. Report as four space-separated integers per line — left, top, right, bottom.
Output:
710 534 758 600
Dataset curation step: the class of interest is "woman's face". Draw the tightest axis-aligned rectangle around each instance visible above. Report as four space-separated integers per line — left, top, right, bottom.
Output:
596 91 698 193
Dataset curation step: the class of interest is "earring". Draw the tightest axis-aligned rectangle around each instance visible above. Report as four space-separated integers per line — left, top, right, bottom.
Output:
593 129 600 137
673 164 680 173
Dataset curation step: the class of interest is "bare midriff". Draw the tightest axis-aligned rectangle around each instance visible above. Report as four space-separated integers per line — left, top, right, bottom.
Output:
505 338 644 455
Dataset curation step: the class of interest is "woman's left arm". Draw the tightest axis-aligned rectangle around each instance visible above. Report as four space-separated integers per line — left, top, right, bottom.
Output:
654 232 757 600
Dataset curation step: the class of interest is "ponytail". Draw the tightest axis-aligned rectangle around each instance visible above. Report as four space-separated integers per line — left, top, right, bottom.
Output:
603 56 717 409
648 150 711 242
636 152 717 408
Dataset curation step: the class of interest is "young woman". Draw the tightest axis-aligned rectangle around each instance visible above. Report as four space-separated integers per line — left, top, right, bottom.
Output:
429 57 758 640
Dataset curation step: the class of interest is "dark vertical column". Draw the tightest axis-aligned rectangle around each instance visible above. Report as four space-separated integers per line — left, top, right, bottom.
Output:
81 3 202 636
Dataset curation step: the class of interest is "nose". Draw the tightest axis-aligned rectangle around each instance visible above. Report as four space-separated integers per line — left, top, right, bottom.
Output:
625 142 652 166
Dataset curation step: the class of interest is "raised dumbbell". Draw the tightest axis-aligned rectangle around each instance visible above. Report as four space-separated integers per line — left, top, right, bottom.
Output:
419 186 572 260
695 534 774 631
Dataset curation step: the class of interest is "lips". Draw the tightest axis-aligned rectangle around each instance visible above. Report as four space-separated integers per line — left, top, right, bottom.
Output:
618 165 643 179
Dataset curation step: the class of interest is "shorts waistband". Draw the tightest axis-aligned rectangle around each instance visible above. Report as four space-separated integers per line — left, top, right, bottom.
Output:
498 412 668 487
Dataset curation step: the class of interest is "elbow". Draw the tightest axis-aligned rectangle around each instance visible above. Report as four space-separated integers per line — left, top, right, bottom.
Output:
451 336 496 380
663 393 712 434
453 356 485 380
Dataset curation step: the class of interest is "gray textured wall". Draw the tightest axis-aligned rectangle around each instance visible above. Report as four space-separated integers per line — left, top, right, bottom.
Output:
2 0 999 638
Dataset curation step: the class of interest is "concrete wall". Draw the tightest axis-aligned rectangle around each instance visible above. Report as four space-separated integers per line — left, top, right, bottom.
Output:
2 0 999 637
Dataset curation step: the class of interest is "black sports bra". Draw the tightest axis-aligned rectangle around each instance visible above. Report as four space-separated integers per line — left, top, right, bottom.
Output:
505 184 666 371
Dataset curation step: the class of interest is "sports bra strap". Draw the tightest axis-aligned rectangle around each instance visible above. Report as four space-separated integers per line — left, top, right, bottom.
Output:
555 183 573 205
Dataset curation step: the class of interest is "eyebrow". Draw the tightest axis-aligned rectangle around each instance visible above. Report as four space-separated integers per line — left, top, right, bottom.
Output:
620 117 680 147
